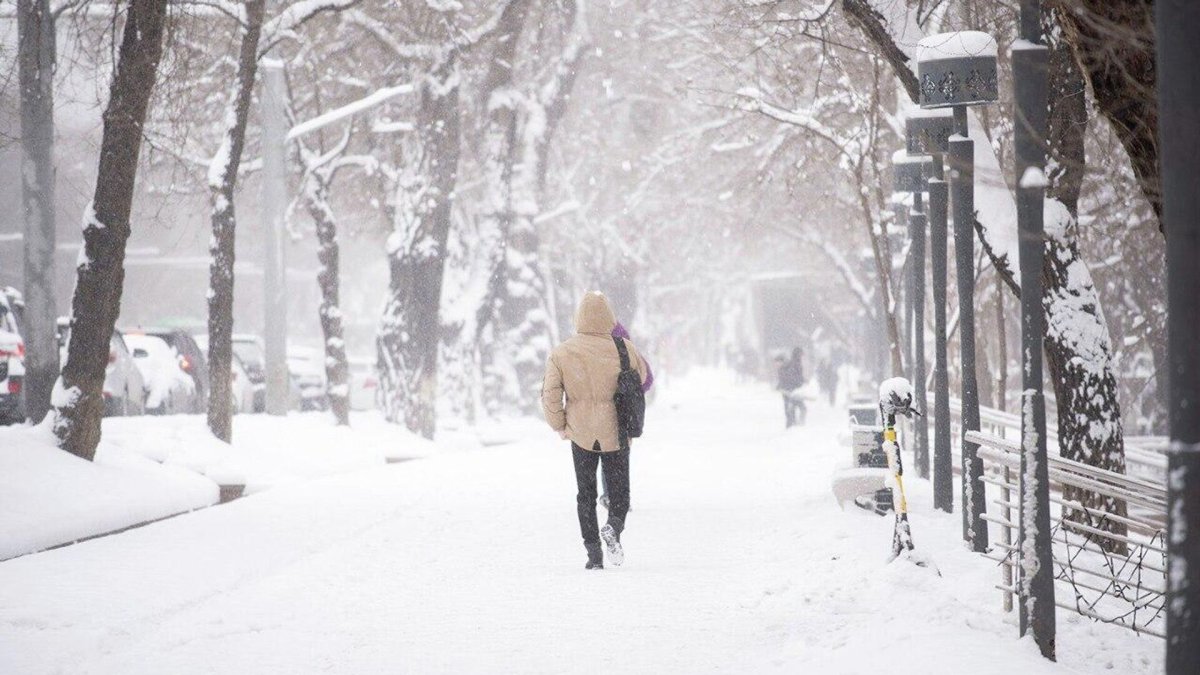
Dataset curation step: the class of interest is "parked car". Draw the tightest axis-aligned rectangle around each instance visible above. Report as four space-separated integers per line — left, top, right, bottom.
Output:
124 334 197 415
55 319 147 418
0 288 26 425
347 355 379 411
193 334 262 415
132 328 208 413
232 335 266 412
287 346 328 411
108 332 147 416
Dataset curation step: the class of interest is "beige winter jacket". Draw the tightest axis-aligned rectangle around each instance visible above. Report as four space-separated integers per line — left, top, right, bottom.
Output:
541 292 648 453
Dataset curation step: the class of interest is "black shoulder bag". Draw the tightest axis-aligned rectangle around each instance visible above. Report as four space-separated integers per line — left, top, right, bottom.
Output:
612 336 646 448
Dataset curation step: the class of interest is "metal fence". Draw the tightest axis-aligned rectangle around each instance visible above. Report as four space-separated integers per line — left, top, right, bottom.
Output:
943 401 1168 637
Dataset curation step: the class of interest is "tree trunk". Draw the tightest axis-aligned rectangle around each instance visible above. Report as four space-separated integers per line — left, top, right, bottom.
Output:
377 57 461 438
304 170 350 426
207 0 265 443
1047 0 1160 231
54 0 169 460
485 1 584 414
862 196 904 377
1043 10 1128 550
17 0 58 424
471 0 532 415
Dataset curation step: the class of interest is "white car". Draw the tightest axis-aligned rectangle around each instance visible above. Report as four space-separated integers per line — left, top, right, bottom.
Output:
230 353 256 414
56 318 146 417
125 334 197 415
105 331 146 416
194 334 256 415
287 346 328 411
0 289 25 425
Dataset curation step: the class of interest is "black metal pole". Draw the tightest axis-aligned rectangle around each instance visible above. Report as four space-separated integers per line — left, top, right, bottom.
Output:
899 202 914 404
951 107 987 550
1014 0 1055 660
1158 1 1200 671
911 195 929 479
929 167 952 513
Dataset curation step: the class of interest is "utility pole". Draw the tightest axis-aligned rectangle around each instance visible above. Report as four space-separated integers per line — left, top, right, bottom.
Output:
1158 0 1200 670
951 108 988 551
928 168 952 513
895 152 932 479
17 0 58 423
260 60 289 416
1012 1 1055 660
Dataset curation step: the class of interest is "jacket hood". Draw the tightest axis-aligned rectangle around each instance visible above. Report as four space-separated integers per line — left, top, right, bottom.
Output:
575 291 617 336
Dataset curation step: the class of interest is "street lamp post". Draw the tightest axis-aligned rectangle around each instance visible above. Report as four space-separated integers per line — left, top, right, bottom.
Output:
1007 6 1058 658
1157 1 1200 670
893 151 934 481
905 111 955 514
915 30 999 550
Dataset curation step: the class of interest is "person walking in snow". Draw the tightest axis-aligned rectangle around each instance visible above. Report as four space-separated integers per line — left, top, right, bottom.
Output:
598 321 654 511
542 292 649 570
777 346 805 427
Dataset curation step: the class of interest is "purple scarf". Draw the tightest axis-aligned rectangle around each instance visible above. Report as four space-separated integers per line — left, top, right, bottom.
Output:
612 322 654 392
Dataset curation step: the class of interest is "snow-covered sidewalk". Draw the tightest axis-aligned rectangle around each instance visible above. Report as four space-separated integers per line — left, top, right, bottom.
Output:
0 411 448 561
0 372 1161 673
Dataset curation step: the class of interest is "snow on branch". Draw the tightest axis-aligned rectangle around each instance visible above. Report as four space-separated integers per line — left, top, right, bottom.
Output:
260 0 362 55
287 83 415 141
734 88 856 163
343 10 441 61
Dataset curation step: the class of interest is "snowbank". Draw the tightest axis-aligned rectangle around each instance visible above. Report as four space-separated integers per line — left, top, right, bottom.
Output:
1 411 443 561
102 410 443 493
0 422 218 560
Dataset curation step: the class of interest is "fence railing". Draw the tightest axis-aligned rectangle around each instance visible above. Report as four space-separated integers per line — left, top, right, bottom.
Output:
938 400 1168 637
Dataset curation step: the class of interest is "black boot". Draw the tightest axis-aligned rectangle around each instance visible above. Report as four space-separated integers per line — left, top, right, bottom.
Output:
585 542 604 570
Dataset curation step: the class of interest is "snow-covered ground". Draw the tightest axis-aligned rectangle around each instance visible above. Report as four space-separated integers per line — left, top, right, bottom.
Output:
0 372 1162 673
0 422 218 561
1 412 446 561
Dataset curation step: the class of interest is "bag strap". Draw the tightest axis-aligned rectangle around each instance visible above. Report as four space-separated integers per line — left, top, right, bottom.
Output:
612 335 632 371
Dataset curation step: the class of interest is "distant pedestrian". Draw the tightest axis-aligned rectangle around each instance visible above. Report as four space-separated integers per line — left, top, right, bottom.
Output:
542 292 649 570
777 346 805 427
818 358 838 405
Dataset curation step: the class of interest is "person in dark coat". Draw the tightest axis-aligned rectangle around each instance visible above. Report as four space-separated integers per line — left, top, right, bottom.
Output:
777 346 805 427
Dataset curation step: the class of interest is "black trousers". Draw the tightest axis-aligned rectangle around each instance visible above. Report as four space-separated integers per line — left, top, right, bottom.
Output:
572 443 630 546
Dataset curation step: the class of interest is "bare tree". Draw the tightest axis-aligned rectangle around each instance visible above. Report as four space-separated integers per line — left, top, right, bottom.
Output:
295 128 360 427
54 0 170 460
1046 0 1159 230
206 0 266 443
377 54 463 438
482 0 586 414
1041 7 1128 548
